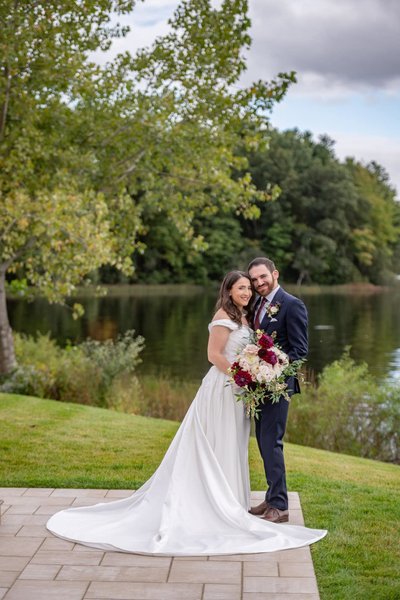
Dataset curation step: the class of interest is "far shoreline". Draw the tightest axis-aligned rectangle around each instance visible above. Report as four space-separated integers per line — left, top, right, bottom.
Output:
74 281 394 297
6 280 398 301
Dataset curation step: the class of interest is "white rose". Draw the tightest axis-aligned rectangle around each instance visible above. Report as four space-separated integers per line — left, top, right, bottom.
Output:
243 344 259 355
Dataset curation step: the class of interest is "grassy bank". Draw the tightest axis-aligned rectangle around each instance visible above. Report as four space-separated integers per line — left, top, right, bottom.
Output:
0 393 399 599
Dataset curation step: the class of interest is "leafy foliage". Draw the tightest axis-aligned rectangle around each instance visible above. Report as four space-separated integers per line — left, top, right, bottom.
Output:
287 350 400 463
0 0 295 372
243 129 400 285
125 129 400 285
0 331 144 407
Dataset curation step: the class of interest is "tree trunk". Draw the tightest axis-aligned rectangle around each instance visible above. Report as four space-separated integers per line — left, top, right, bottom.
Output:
0 268 17 375
296 271 305 287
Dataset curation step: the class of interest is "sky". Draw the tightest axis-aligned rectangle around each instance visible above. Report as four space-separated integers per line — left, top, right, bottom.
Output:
95 0 400 196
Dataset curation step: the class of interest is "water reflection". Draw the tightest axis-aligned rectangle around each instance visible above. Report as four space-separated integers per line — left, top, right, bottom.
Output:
387 347 400 384
7 285 400 383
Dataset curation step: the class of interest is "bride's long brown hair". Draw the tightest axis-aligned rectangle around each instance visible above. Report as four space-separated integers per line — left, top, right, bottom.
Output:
214 271 253 325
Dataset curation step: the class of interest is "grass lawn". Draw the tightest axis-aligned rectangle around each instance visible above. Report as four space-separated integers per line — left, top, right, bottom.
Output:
1 393 399 600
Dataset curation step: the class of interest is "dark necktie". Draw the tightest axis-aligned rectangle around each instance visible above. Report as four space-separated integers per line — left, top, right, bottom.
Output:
254 297 267 330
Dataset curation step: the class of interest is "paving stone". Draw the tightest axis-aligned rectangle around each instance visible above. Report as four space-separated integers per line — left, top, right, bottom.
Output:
269 547 312 562
243 575 318 594
71 499 115 507
0 572 17 587
0 496 44 506
250 492 265 501
0 525 22 537
209 553 277 562
243 594 320 600
105 490 133 498
57 565 169 582
169 559 241 584
4 580 88 599
287 493 302 509
41 538 75 551
0 489 27 497
289 509 305 525
85 581 202 599
2 514 48 526
0 557 30 572
16 525 50 538
30 496 76 506
0 538 43 557
73 544 103 553
279 561 316 578
174 556 208 561
35 505 71 515
101 553 171 568
31 550 104 566
203 583 241 600
243 561 279 577
18 564 61 580
5 504 41 515
0 588 7 600
23 489 55 497
51 489 106 498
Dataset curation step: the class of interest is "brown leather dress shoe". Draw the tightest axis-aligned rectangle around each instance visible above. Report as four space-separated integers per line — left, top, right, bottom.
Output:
261 506 289 523
248 500 270 516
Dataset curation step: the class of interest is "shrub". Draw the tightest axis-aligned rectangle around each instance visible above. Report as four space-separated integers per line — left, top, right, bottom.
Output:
0 330 144 408
78 331 144 406
0 364 50 398
287 350 400 463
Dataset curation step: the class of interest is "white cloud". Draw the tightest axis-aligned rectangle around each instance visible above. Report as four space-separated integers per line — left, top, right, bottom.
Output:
332 132 400 194
247 0 400 97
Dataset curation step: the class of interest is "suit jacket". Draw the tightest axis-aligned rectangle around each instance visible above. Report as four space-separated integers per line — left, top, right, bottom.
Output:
255 287 308 394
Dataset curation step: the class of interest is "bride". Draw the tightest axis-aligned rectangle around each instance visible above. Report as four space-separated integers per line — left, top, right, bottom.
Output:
47 271 326 555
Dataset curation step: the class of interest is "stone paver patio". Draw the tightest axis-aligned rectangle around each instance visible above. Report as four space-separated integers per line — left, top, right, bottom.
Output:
0 488 320 599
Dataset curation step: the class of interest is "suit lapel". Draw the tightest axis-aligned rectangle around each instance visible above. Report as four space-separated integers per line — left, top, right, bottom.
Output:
260 287 285 332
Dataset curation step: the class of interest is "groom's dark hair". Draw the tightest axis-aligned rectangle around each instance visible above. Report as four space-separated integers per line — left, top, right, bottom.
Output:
247 257 276 273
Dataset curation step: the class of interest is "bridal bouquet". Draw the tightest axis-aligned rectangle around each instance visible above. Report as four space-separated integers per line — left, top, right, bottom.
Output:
228 330 304 418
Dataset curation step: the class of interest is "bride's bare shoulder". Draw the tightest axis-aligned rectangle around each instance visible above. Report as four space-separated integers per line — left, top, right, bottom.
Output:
211 309 230 321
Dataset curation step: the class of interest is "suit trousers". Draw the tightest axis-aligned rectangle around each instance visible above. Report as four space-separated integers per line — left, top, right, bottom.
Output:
255 394 290 511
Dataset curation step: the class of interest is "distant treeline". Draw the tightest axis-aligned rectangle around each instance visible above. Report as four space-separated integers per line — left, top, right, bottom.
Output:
100 129 400 285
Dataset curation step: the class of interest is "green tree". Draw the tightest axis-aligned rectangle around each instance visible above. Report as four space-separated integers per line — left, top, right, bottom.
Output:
131 211 245 283
0 1 138 374
0 0 295 373
345 160 400 283
243 129 399 284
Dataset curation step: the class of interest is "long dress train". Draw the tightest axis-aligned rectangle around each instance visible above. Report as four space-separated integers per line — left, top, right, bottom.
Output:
47 319 327 555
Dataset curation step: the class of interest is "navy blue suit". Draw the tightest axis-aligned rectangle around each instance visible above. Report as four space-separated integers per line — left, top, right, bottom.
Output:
254 286 308 511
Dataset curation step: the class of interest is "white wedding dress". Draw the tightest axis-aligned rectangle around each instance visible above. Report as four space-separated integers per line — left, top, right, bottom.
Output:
47 319 327 554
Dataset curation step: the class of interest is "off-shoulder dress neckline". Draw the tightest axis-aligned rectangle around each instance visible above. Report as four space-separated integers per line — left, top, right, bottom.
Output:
209 318 252 331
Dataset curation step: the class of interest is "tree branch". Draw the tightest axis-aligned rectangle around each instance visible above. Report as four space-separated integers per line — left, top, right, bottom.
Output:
0 64 12 142
0 236 36 272
0 218 18 242
114 150 146 184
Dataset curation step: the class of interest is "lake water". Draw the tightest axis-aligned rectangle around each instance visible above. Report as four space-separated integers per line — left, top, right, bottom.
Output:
8 284 400 384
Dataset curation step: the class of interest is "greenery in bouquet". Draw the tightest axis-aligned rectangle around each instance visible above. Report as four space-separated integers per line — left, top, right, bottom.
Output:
228 330 305 418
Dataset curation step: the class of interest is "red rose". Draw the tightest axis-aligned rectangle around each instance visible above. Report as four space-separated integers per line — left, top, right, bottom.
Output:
258 334 274 349
259 348 278 365
234 369 253 388
265 350 278 365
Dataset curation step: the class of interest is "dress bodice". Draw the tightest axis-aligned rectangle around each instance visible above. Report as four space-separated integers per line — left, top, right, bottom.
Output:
208 319 252 363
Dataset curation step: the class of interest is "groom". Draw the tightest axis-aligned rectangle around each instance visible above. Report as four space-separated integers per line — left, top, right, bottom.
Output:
247 257 308 523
